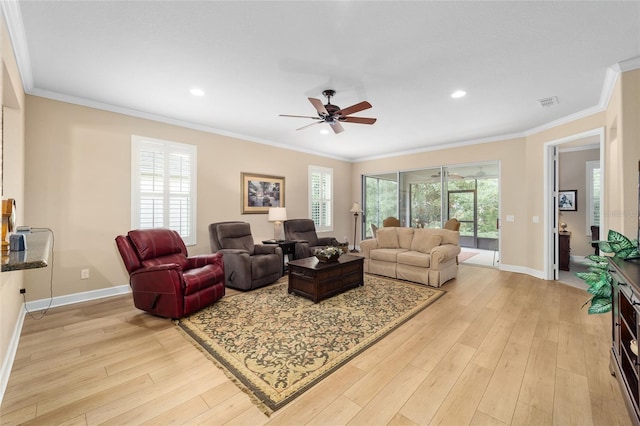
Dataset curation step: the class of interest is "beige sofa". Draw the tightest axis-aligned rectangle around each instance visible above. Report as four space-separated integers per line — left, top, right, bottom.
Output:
359 227 461 287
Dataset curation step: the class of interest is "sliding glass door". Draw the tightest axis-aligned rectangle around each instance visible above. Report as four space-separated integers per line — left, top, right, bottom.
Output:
362 162 499 250
363 173 398 239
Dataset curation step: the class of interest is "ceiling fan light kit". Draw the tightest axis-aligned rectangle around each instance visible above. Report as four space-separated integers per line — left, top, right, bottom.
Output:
280 89 377 134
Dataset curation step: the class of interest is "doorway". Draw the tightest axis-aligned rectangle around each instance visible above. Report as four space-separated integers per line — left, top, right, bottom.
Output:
543 128 605 281
448 189 477 248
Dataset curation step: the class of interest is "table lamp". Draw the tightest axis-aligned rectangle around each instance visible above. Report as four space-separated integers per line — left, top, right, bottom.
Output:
268 207 287 241
350 202 362 252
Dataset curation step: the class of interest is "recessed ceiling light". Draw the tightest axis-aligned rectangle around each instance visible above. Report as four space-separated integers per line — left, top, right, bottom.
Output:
190 88 205 97
451 90 466 99
320 129 329 135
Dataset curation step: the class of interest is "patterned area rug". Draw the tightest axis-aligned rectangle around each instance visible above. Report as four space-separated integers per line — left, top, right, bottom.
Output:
177 274 445 415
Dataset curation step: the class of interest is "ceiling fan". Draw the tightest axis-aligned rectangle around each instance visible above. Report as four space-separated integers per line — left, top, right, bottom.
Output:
279 89 377 134
431 171 465 180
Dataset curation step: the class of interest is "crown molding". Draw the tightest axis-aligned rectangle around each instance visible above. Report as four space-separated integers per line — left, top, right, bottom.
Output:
1 0 33 91
28 87 352 162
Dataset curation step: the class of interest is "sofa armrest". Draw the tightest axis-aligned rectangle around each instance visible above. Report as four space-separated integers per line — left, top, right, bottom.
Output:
130 263 184 293
359 239 378 259
254 244 281 255
187 252 223 269
430 244 461 269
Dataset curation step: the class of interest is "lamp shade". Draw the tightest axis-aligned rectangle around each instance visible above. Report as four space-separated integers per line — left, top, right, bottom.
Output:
350 203 362 213
268 207 287 222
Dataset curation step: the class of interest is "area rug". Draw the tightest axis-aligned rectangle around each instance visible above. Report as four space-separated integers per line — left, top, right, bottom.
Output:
177 274 445 415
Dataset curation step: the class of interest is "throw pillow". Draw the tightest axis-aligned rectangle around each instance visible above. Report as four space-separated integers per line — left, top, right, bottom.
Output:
410 229 442 254
377 227 399 248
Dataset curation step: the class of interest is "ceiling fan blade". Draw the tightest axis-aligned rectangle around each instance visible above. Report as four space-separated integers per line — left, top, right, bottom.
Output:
336 101 372 117
296 121 323 131
308 97 328 116
329 121 344 134
280 114 320 119
341 116 377 125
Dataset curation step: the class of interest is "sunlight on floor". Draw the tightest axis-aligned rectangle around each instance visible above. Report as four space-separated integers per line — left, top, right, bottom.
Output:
459 248 499 268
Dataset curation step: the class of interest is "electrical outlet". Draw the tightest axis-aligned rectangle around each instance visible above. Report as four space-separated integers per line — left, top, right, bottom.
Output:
81 269 90 280
19 288 25 294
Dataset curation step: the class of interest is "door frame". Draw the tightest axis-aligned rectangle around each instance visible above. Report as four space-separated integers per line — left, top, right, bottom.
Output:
448 188 478 248
543 127 605 280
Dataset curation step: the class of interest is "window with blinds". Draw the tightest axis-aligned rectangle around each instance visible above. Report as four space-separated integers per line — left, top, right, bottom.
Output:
586 160 600 235
131 136 197 245
309 166 333 232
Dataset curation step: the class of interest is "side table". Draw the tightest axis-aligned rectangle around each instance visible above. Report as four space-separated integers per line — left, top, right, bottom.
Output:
559 231 571 271
262 240 296 275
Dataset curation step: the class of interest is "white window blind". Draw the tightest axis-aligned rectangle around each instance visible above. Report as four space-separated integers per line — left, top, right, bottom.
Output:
586 160 600 235
131 135 197 245
309 166 333 232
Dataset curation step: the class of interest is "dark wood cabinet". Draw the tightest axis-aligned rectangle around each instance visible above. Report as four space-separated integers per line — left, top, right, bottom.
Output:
559 232 571 271
610 256 640 425
262 240 296 274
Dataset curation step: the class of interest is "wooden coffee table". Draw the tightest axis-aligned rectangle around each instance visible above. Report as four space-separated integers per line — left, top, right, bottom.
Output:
287 254 364 303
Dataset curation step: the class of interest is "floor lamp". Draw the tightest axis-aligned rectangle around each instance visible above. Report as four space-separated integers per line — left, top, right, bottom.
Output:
350 202 362 252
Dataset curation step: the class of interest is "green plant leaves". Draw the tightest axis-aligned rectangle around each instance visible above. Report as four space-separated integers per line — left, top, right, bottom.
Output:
577 229 640 315
587 296 612 314
606 230 640 259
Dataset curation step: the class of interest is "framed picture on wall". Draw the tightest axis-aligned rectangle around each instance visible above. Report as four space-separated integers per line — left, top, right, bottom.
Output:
241 172 285 214
559 190 577 211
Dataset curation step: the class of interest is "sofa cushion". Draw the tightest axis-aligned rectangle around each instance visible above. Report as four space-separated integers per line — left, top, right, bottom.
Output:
410 229 442 254
437 228 460 245
371 248 407 262
397 250 431 268
397 227 415 249
377 227 399 248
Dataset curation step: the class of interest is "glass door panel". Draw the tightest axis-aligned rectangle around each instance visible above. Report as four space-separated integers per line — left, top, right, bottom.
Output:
363 173 398 239
448 190 477 248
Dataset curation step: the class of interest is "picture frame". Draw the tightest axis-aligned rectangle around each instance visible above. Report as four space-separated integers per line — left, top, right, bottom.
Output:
241 173 285 214
558 190 577 211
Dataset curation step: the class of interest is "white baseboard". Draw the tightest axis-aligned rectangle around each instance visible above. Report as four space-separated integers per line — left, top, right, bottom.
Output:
499 263 545 280
0 284 131 405
0 305 26 407
24 284 131 311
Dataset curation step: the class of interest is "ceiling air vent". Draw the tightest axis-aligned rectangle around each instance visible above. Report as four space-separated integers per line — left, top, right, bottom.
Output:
537 96 559 108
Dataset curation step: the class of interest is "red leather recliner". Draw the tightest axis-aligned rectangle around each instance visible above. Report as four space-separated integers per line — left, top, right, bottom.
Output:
115 228 225 319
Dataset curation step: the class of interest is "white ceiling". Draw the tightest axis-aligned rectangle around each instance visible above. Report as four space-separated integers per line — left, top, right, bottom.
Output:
5 1 640 161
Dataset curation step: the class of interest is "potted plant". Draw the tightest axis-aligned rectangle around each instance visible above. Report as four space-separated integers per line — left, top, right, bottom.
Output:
578 230 640 314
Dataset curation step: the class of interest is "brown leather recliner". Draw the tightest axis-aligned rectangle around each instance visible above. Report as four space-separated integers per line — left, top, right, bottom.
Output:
283 219 340 259
115 228 225 319
209 221 283 291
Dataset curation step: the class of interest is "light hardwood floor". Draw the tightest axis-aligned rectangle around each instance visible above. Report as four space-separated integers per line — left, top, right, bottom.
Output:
1 265 633 425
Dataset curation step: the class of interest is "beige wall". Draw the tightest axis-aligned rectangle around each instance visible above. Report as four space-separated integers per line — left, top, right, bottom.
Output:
1 18 26 391
603 69 640 237
23 97 354 301
558 148 600 256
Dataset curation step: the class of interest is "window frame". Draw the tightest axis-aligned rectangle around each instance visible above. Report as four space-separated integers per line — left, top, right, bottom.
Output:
586 160 600 236
308 165 333 233
131 135 197 245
